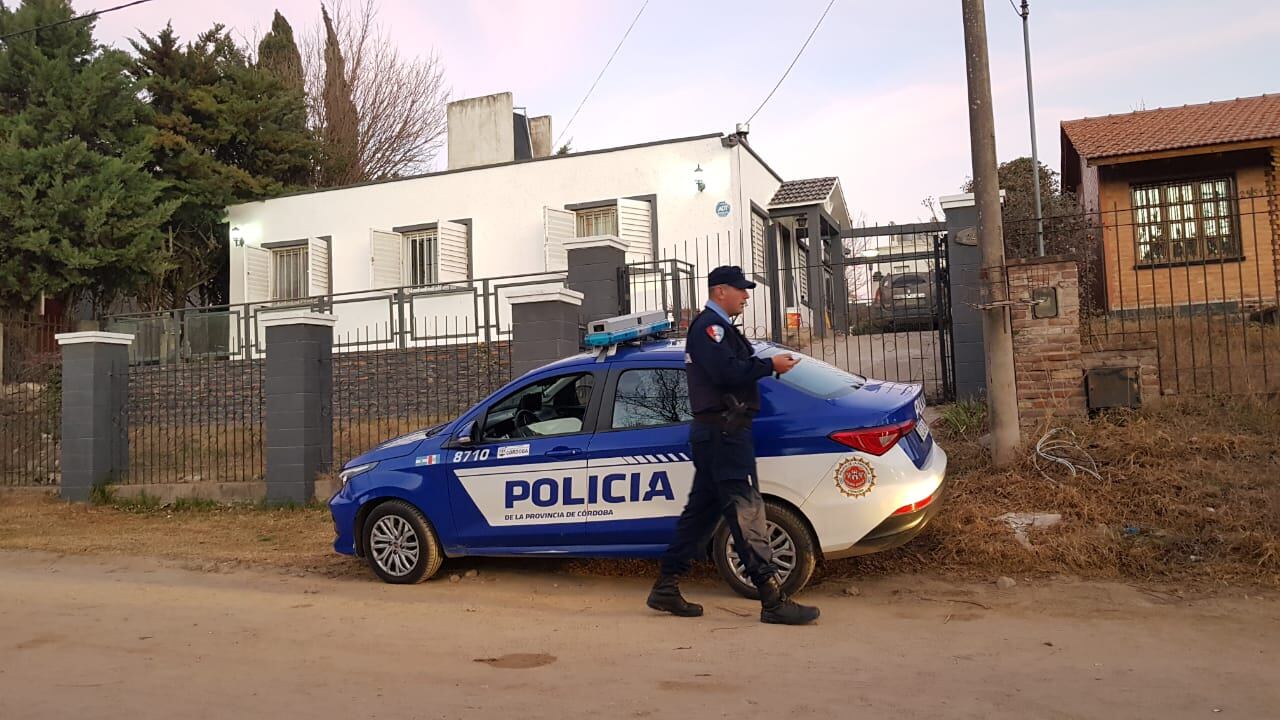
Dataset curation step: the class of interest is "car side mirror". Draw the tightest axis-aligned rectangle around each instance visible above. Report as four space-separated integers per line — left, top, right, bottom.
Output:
454 420 477 446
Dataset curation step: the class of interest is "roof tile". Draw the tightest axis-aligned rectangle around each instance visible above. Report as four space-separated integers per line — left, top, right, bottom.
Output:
1062 94 1280 160
770 177 837 206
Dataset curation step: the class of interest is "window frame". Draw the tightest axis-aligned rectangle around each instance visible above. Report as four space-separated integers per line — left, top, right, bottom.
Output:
601 366 693 432
269 245 309 301
574 205 619 238
475 370 604 444
1129 175 1243 268
403 228 438 286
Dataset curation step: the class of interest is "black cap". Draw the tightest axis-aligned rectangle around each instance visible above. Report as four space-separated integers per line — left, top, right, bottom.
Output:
707 265 756 290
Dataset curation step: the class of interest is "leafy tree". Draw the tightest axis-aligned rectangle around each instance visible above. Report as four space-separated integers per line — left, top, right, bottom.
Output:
129 23 316 308
318 3 359 186
0 0 175 315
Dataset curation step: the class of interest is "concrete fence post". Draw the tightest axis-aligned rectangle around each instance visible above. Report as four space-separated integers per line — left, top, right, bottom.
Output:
261 310 335 504
55 331 133 502
508 287 585 377
941 193 987 401
565 237 628 326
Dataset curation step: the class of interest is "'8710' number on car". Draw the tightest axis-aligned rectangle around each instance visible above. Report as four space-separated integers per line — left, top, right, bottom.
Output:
453 449 491 463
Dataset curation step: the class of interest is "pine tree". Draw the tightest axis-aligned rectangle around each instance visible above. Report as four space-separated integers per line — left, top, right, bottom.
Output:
0 0 176 315
129 23 316 308
257 10 304 95
319 3 360 186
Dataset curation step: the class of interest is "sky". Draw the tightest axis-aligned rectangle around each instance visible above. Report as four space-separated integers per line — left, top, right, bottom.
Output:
76 0 1280 224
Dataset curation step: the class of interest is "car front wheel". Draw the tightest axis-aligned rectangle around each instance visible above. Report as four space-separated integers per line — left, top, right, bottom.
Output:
363 500 444 584
713 501 817 599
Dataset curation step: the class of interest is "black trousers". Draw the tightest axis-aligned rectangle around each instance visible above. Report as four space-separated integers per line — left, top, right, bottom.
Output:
659 422 778 586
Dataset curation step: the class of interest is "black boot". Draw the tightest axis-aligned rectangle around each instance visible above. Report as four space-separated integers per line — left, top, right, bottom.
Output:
757 576 820 625
646 575 704 617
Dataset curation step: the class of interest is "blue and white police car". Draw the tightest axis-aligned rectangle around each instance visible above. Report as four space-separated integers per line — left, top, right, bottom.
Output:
329 314 948 598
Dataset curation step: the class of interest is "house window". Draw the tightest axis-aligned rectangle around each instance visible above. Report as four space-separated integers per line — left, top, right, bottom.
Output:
576 206 618 237
271 246 308 300
1131 177 1240 265
404 229 437 285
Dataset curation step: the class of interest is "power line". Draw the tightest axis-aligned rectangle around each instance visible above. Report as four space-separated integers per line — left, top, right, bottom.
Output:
0 0 159 43
553 0 649 149
745 0 838 125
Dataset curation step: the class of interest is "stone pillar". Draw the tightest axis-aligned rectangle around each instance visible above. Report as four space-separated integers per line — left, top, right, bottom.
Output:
565 237 627 326
508 287 584 377
941 193 986 401
262 311 335 504
56 331 133 502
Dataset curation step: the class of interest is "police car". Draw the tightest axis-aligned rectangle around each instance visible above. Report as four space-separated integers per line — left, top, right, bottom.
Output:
329 313 948 598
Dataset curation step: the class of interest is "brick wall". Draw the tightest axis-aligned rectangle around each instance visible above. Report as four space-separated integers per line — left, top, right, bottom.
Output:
1081 334 1160 405
1267 146 1280 310
1006 257 1087 425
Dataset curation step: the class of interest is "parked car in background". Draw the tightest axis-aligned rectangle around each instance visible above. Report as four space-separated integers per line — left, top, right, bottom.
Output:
872 271 938 331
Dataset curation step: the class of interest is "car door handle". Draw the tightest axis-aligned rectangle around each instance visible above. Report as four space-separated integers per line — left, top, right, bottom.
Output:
545 447 582 459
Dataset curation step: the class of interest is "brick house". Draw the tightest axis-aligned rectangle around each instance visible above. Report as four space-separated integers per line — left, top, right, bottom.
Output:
1060 94 1280 313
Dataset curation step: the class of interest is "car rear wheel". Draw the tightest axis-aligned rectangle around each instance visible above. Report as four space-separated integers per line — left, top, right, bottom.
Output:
713 501 817 599
363 500 444 584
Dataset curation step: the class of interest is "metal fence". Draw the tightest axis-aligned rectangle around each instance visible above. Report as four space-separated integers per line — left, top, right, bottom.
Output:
1038 192 1280 396
1 318 68 487
331 320 514 468
105 269 568 365
123 355 265 485
626 231 956 400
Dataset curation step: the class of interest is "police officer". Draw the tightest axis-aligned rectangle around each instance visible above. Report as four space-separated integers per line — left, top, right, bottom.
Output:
646 265 820 625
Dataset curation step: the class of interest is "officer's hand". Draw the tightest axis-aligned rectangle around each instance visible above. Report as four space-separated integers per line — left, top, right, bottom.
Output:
771 353 800 375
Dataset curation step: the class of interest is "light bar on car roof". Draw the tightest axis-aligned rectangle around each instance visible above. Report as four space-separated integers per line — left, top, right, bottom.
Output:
583 311 672 348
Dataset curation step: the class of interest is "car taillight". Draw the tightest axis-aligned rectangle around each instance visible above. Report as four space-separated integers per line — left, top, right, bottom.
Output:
829 420 916 456
873 286 882 305
891 491 936 516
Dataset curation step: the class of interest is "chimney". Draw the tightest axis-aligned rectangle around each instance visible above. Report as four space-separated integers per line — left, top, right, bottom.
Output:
529 116 553 158
446 92 553 169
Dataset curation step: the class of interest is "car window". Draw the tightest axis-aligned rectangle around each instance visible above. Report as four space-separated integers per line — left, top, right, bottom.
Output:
756 345 865 399
481 372 595 441
612 368 692 429
892 275 927 288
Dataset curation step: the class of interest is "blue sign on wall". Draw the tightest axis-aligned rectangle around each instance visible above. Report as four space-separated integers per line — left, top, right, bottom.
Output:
715 201 731 218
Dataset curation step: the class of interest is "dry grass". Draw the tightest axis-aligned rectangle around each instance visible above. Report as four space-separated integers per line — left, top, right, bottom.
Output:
3 398 1277 590
838 396 1280 588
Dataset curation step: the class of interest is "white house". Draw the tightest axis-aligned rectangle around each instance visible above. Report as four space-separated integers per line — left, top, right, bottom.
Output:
225 92 850 349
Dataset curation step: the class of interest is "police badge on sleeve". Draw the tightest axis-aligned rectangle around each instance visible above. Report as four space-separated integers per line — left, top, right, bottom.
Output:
707 325 725 343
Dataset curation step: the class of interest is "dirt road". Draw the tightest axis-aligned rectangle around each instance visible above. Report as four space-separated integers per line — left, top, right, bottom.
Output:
1 551 1276 719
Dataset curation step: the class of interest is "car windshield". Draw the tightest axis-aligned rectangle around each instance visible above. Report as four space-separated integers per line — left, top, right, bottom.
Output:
755 345 866 399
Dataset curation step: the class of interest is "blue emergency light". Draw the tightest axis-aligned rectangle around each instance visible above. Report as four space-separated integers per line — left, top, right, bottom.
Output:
583 311 672 348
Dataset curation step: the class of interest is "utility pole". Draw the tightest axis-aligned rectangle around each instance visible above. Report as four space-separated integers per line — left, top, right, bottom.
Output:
1019 0 1045 256
961 0 1021 466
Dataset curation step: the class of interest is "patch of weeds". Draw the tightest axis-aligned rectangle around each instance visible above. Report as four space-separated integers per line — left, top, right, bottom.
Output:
88 482 118 506
936 398 988 436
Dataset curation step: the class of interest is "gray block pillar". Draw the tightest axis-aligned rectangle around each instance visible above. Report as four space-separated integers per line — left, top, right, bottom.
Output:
942 192 985 401
804 207 828 338
262 311 335 504
56 331 133 502
508 287 584 377
565 237 627 326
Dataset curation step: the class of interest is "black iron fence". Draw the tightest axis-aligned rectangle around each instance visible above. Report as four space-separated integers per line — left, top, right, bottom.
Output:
625 230 956 400
123 355 265 485
1026 192 1280 396
331 320 514 467
105 269 568 365
1 318 68 487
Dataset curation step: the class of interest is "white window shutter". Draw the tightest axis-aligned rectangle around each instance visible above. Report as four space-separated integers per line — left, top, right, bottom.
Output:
244 245 270 302
369 229 403 289
616 198 652 260
307 237 331 296
436 220 469 282
543 207 575 271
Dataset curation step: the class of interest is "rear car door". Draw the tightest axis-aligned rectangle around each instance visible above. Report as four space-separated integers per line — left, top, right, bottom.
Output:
445 370 601 551
582 364 695 550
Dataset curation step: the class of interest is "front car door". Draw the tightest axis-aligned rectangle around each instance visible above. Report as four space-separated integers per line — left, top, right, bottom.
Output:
582 363 695 552
445 370 602 552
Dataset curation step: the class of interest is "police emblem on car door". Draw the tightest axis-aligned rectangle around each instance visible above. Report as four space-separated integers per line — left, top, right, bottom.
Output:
447 371 600 549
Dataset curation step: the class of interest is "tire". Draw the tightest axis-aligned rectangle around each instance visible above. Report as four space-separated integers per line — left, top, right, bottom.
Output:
713 500 817 600
363 499 444 584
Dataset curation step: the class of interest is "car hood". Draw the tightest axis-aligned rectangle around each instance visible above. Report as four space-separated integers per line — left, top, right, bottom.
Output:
342 423 450 468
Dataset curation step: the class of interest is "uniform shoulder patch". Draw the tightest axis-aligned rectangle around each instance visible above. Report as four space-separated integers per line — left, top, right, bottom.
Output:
706 325 725 343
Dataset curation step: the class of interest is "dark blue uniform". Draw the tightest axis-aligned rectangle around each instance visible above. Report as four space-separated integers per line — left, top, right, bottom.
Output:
658 303 779 587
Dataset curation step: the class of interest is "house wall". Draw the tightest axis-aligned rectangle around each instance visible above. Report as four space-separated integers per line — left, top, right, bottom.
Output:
1096 147 1279 312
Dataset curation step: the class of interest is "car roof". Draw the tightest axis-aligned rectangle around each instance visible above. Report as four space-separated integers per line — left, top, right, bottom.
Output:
533 338 777 374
